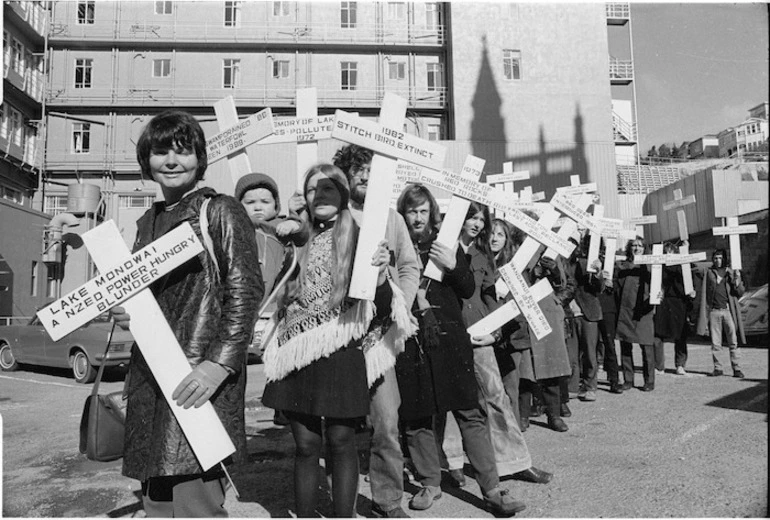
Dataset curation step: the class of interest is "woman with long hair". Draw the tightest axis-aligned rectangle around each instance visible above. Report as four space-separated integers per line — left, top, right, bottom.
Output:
615 236 656 392
261 164 394 517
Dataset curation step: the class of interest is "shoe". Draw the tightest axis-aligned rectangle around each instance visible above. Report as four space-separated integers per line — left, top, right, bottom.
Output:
708 369 724 377
447 468 466 488
641 383 655 392
520 416 529 432
655 369 665 376
577 385 587 399
560 403 572 417
409 486 441 510
583 390 597 402
675 366 687 376
484 487 527 516
547 417 569 432
273 410 290 426
621 381 634 391
372 504 410 518
734 370 745 378
512 467 552 484
609 383 624 394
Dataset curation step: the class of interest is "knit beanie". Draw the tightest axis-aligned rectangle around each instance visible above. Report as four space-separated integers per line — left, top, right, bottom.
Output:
234 173 281 212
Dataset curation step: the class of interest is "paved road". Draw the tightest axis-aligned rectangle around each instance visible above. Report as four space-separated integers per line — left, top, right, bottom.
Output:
1 339 767 517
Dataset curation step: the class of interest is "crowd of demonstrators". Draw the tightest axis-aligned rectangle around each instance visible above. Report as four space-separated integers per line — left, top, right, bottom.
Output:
110 112 750 518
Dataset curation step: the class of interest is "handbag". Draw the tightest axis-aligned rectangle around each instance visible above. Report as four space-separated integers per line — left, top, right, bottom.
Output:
79 323 127 462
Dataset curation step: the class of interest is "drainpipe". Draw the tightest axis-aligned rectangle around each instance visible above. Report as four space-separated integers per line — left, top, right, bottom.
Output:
42 212 81 264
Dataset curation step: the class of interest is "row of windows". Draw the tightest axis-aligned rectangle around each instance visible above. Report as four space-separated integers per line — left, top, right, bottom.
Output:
74 1 442 29
44 194 156 214
71 58 448 90
1 185 25 206
3 30 44 81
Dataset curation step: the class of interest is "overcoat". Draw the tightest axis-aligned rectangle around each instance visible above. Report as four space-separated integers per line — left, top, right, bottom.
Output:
696 266 746 345
123 188 263 481
654 265 693 341
395 240 479 421
615 260 655 345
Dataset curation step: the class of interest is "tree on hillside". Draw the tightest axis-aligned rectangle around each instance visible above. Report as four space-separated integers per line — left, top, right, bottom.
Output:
647 145 658 157
658 143 671 157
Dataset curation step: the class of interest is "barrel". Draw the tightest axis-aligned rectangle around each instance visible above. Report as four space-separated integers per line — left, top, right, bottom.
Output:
67 183 101 214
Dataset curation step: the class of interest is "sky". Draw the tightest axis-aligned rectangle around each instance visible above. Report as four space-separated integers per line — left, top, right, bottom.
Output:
629 3 769 153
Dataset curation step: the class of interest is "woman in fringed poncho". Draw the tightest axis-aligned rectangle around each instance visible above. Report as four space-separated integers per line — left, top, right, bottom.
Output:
261 164 394 517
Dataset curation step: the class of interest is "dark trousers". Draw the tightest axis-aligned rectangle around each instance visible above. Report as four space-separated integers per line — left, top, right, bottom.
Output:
598 314 620 385
521 377 561 419
576 317 601 391
620 341 655 387
404 408 499 494
565 318 580 394
654 335 689 370
141 475 227 518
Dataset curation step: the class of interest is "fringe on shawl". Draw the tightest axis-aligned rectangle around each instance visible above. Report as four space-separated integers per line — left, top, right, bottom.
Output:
363 278 419 387
263 299 375 383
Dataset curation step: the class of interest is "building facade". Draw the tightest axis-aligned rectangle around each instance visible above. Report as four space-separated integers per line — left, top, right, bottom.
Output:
717 117 769 158
3 0 629 318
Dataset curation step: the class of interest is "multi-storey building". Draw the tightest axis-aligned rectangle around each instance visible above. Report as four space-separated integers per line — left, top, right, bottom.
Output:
3 0 628 315
1 1 49 321
717 117 768 158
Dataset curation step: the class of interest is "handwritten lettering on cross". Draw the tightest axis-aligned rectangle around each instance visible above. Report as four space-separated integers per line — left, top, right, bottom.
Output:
259 88 336 188
330 92 447 300
423 155 485 282
661 188 700 293
634 245 707 304
486 162 530 218
209 97 275 186
555 174 597 197
712 216 758 271
594 217 637 282
628 214 657 238
37 221 234 471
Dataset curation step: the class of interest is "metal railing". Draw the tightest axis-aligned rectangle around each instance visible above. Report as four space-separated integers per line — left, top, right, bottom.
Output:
7 1 48 37
616 165 686 194
46 85 448 109
605 3 630 20
612 110 637 142
49 20 445 46
609 57 633 81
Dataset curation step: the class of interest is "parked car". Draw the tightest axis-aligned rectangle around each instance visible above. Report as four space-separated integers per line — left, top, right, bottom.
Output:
739 283 768 341
0 314 133 383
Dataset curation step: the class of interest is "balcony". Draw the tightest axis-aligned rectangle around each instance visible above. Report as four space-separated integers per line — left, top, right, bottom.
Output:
606 3 630 25
609 57 633 84
612 110 637 144
7 1 48 39
48 20 445 48
46 85 448 110
617 165 685 194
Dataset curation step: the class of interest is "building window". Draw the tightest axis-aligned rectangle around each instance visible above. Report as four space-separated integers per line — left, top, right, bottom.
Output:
0 104 5 140
119 195 156 209
273 1 290 16
223 59 240 88
425 3 440 30
503 49 521 80
12 39 25 74
387 2 405 20
153 59 171 78
77 0 95 24
155 1 172 14
224 1 241 27
44 195 68 214
1 186 24 205
10 109 23 147
72 123 91 154
3 31 9 71
427 62 443 91
341 61 358 90
74 58 93 88
31 261 38 297
272 60 290 78
388 61 405 80
341 2 357 28
46 264 60 298
427 123 441 141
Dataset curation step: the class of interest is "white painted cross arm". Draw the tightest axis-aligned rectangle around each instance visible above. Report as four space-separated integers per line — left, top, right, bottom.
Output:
498 263 552 340
37 221 204 341
550 190 603 234
468 278 553 337
416 167 575 258
486 169 531 185
206 105 274 166
712 216 757 271
633 251 708 266
555 175 597 196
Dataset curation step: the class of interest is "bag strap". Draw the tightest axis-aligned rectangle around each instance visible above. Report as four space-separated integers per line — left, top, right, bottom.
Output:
199 197 220 282
91 321 116 397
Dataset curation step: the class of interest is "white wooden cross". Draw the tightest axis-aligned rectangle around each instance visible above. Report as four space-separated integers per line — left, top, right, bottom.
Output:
593 216 637 282
555 174 597 197
662 188 701 293
634 245 708 304
486 162 530 218
36 221 235 471
258 88 336 188
208 97 275 185
627 214 657 238
423 155 485 281
330 93 447 300
712 216 758 271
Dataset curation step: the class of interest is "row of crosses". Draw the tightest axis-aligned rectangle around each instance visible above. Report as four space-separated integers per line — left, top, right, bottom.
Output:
35 90 758 472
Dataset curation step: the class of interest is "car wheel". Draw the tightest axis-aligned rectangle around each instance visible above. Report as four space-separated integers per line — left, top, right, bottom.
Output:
0 342 19 371
71 349 97 384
